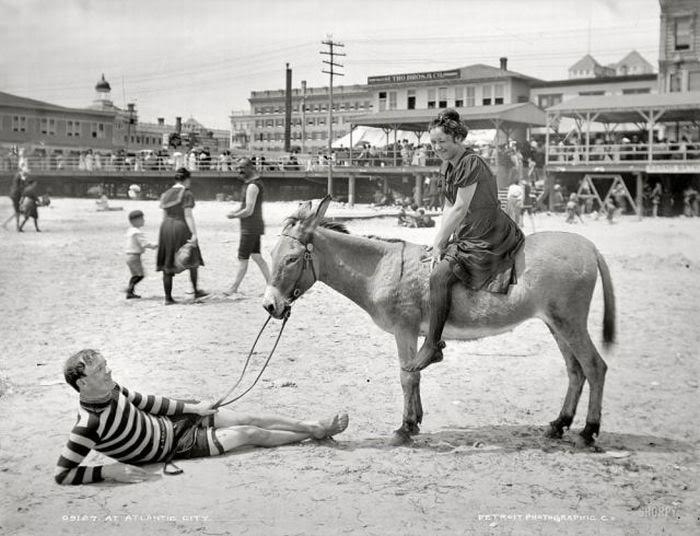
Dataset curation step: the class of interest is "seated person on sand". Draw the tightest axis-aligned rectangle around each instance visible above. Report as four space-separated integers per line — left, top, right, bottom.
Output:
55 349 349 485
96 194 123 212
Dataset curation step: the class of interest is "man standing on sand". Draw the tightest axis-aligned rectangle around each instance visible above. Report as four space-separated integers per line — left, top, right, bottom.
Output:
55 349 349 485
225 158 270 295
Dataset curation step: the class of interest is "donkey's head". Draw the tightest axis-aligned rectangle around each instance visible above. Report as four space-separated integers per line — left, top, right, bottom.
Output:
262 196 333 319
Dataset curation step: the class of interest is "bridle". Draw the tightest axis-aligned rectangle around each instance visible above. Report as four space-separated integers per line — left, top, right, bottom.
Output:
281 232 318 302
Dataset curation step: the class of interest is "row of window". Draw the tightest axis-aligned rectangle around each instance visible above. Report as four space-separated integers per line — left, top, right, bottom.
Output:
537 87 652 108
378 84 506 111
255 130 346 142
254 116 343 128
254 101 371 115
2 115 167 147
4 115 107 139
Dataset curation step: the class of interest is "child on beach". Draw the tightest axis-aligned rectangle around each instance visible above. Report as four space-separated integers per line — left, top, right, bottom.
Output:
125 210 157 299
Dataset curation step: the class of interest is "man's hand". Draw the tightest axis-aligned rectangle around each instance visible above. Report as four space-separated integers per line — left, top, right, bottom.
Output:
226 211 238 219
184 401 218 416
102 463 157 484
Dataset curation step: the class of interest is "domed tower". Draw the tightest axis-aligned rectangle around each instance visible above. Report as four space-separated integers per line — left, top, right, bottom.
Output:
93 74 113 108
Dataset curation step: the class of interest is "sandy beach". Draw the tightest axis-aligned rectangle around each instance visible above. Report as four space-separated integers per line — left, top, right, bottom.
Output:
0 197 698 536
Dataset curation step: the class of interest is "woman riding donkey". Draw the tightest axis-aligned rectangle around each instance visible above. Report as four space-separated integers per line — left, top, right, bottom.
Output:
406 109 524 372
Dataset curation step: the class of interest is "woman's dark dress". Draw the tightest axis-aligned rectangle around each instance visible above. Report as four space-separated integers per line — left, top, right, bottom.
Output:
442 149 524 293
156 187 204 274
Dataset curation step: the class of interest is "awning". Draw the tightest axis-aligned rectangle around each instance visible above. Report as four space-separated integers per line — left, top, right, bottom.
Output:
346 102 547 132
546 92 700 123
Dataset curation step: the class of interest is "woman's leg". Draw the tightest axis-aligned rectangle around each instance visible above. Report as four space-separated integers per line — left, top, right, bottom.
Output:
163 273 175 303
405 259 458 371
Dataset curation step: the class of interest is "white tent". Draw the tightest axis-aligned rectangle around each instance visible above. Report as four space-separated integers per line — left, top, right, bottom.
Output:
332 126 495 149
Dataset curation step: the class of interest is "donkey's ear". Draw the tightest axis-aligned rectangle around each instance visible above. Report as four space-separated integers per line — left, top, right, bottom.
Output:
314 195 332 221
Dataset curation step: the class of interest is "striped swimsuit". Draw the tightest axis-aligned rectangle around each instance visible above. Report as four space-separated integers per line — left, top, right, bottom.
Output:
55 384 218 485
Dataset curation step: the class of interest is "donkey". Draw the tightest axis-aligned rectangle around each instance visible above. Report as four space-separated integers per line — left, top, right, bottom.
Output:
262 197 615 447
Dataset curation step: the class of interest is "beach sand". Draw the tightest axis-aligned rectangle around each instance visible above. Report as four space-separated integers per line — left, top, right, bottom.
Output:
0 197 698 536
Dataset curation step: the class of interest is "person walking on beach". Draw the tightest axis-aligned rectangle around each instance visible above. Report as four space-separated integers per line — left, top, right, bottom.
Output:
2 169 27 231
55 349 349 485
156 167 207 305
225 158 270 295
18 179 42 232
125 210 157 299
404 109 524 372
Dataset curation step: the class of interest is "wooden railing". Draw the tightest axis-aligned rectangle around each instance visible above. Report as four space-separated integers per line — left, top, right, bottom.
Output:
547 143 700 164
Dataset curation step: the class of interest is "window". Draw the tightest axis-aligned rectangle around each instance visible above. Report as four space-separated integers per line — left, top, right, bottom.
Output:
275 119 284 127
438 87 448 108
388 91 397 110
690 71 700 91
91 122 106 139
622 87 651 95
66 120 80 137
40 118 55 135
669 71 683 92
427 89 436 109
482 85 492 105
537 93 563 108
254 107 261 114
675 17 691 51
12 115 27 132
364 100 371 109
466 87 475 107
494 84 504 105
407 89 416 110
579 90 605 96
454 87 463 108
378 91 387 112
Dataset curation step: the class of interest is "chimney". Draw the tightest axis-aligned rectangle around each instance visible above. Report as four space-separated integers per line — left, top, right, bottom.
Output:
157 117 164 126
175 117 182 134
499 57 508 71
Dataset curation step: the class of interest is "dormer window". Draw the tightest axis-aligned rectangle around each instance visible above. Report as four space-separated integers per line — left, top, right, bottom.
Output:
675 17 691 51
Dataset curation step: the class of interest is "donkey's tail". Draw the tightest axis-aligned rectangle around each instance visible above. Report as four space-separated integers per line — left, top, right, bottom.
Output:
595 249 616 346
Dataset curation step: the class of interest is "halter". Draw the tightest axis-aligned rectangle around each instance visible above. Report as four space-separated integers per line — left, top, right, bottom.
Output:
281 233 318 302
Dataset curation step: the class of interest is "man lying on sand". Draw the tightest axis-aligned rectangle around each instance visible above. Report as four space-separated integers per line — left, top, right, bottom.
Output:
55 349 349 485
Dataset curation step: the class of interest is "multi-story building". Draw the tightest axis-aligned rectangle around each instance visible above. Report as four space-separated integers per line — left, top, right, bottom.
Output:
240 83 372 153
364 58 538 113
658 0 700 92
0 75 229 160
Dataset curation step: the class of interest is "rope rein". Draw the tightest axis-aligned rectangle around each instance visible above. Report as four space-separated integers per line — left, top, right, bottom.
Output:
163 313 289 475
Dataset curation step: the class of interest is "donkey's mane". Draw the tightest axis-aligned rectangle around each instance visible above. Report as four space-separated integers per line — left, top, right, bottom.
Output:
283 204 405 243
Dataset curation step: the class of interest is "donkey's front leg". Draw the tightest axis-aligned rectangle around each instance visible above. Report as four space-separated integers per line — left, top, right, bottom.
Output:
391 329 422 446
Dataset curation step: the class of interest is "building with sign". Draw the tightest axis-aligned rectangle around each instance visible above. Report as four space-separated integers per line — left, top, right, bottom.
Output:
365 59 538 114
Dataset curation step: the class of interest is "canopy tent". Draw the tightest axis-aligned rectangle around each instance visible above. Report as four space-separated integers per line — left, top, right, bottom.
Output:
332 126 496 149
345 102 547 132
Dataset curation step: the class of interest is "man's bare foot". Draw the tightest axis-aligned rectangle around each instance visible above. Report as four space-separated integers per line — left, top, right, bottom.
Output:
313 413 349 439
402 340 446 372
223 286 240 297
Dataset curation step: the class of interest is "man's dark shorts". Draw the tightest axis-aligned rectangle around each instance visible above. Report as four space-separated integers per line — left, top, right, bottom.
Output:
170 414 224 459
238 233 261 260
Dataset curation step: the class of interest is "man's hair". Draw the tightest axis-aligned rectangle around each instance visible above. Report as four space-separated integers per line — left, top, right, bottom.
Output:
64 349 101 392
128 209 144 222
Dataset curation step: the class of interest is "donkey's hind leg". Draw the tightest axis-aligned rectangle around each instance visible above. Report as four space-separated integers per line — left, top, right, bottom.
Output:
545 325 586 439
551 321 608 447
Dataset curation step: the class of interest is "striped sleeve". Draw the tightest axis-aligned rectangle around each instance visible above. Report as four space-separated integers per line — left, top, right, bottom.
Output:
54 412 104 485
119 384 188 416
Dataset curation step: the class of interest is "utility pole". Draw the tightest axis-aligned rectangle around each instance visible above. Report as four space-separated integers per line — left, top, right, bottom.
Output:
321 36 344 197
300 80 307 154
284 63 292 153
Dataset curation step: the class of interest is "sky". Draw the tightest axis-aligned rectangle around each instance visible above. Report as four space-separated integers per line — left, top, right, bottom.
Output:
0 0 660 130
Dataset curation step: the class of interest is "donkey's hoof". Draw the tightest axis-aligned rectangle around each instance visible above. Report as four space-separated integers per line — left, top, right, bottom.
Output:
390 430 413 446
573 433 596 449
545 423 564 439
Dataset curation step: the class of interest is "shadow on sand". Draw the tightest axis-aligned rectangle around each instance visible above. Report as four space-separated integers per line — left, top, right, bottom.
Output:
332 424 695 455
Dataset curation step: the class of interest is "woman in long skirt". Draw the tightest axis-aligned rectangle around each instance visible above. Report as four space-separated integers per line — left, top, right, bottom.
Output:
156 168 207 305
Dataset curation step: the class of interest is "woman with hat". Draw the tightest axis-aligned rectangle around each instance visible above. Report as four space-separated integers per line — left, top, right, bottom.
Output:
403 109 525 372
156 167 207 304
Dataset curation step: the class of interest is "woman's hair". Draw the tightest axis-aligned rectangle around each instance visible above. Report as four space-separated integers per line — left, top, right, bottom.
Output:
429 109 469 141
175 167 191 182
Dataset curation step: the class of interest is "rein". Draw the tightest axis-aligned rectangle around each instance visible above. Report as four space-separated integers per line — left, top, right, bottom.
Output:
163 313 289 475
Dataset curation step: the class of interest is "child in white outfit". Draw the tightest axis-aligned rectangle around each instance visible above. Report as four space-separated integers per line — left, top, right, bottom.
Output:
125 210 157 299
